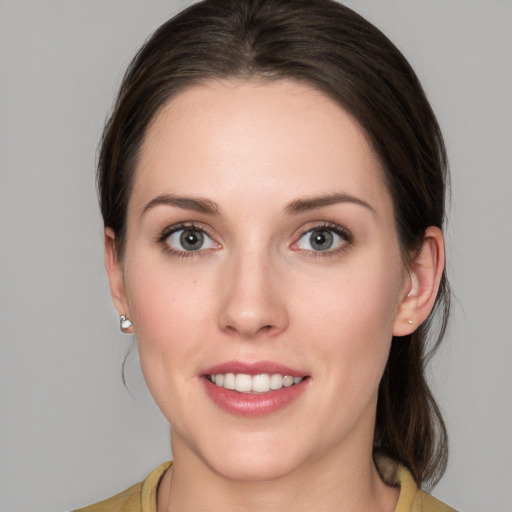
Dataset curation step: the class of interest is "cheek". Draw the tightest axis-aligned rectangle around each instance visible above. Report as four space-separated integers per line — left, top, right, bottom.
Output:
122 259 214 401
300 284 393 375
292 253 404 382
296 252 404 337
125 253 212 339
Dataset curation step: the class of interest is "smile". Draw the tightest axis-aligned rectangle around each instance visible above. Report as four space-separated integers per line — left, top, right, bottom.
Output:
202 362 310 416
206 373 305 393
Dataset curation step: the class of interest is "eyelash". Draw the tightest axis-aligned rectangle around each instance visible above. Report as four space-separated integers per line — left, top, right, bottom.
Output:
157 222 217 259
292 222 352 257
156 222 352 258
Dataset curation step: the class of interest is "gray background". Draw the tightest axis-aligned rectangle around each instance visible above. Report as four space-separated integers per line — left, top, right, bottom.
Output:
1 1 510 511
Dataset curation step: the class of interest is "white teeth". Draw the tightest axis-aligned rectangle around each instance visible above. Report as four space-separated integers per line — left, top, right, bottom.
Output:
209 373 304 393
252 373 270 393
235 373 252 392
283 375 294 387
270 373 283 390
223 373 235 390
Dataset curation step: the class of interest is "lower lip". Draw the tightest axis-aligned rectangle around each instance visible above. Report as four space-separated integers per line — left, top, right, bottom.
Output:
202 377 309 417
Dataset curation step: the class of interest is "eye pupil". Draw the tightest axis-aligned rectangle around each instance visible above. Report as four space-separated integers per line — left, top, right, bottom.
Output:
180 230 204 251
310 230 333 251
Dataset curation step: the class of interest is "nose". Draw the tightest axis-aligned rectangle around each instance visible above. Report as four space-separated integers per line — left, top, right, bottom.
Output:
217 249 288 339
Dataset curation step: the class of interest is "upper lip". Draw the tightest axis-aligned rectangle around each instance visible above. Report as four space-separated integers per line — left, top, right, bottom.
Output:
202 360 307 377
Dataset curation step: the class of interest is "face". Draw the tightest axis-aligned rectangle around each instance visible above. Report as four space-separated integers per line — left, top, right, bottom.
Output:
109 79 413 481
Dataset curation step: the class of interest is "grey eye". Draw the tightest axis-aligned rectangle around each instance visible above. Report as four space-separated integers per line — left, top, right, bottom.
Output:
309 230 334 251
180 229 204 251
166 228 216 252
296 228 346 252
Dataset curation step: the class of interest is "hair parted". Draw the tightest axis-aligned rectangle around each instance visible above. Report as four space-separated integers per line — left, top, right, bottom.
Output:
98 0 450 486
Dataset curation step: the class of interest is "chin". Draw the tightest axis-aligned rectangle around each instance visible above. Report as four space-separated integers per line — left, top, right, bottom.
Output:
211 451 303 482
194 430 308 482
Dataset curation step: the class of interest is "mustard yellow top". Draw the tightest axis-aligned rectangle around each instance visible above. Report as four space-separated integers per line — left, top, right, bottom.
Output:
74 457 456 512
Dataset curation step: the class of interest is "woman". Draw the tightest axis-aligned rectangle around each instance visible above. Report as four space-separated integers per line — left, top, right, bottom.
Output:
78 0 454 510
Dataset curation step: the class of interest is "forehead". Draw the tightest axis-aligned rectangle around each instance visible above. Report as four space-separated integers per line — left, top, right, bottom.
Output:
132 79 391 216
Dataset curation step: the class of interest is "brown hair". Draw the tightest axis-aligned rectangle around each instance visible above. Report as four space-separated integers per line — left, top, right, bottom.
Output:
98 0 449 486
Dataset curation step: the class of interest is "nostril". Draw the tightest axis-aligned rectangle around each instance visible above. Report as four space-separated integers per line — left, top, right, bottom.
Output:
221 320 281 339
217 277 289 337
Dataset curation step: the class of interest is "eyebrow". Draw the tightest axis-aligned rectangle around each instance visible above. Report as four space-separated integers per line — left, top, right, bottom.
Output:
141 194 220 216
141 192 375 218
285 193 376 216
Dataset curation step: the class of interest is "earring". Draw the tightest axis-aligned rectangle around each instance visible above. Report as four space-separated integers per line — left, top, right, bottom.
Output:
119 315 132 333
408 319 415 325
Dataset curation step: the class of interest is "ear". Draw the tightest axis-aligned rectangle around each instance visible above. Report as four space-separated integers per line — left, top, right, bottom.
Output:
393 226 445 337
104 228 133 333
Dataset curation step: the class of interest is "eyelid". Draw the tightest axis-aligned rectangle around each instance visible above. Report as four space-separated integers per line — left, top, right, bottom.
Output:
157 222 221 255
158 221 212 240
290 222 352 253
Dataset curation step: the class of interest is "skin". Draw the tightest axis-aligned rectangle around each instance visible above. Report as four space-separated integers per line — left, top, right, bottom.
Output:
105 79 444 512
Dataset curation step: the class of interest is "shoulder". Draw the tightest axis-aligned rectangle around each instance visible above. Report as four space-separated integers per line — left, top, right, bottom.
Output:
72 461 172 512
375 454 457 512
73 482 142 512
411 489 458 512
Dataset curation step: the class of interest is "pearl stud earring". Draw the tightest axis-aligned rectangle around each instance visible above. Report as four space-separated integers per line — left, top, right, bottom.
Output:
119 315 132 333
